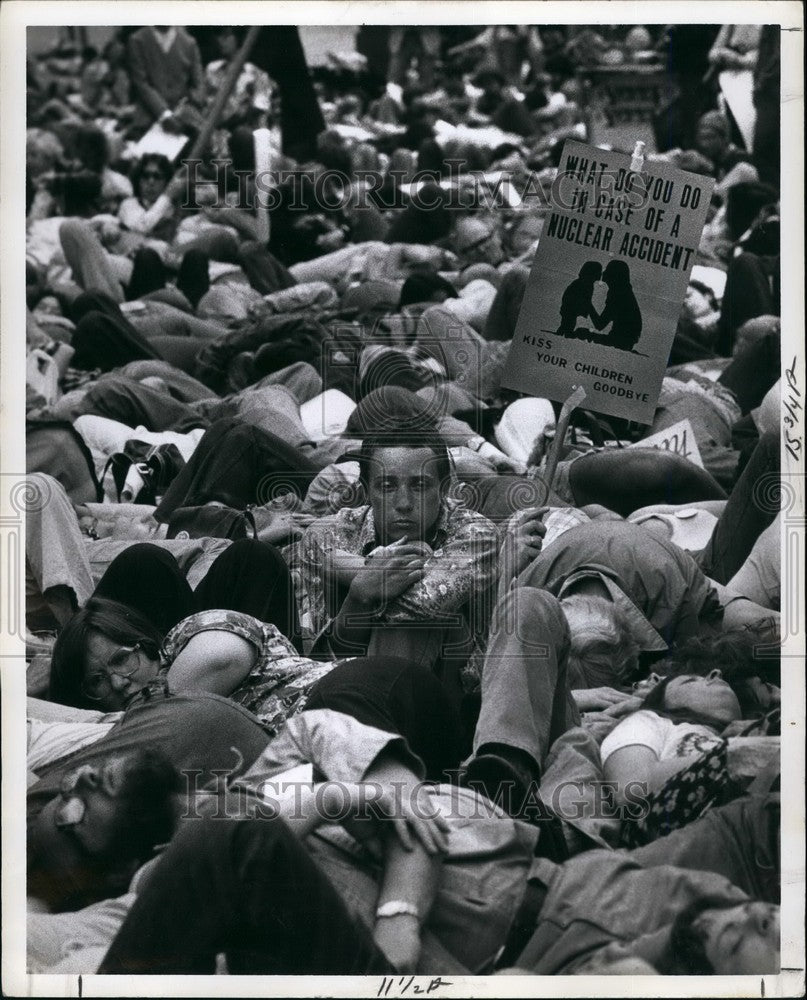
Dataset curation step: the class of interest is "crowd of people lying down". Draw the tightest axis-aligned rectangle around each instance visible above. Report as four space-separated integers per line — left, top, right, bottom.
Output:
24 24 784 977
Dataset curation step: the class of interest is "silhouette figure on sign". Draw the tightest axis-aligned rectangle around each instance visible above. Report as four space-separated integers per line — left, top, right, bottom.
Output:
556 261 602 337
591 259 642 351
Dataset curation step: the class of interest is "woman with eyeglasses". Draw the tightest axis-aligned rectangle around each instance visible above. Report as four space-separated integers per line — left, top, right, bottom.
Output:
47 591 334 737
45 529 324 722
118 154 182 243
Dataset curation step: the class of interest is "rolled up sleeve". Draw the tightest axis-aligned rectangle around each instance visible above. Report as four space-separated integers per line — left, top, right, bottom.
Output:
236 708 426 788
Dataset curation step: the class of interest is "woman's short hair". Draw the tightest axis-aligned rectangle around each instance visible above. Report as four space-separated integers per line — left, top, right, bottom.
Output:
49 598 164 709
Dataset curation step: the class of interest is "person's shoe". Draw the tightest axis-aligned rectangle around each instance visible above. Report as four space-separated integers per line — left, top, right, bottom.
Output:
463 752 532 818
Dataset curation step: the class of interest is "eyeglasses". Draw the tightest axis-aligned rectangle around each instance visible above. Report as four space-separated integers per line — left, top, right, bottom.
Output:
459 232 494 255
81 643 141 701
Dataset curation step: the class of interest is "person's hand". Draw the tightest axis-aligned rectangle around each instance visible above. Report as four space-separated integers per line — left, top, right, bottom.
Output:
373 782 450 855
316 228 347 251
491 454 528 476
373 915 421 972
326 780 450 855
367 540 434 560
581 711 623 743
572 686 633 712
348 539 429 608
602 695 643 718
97 217 122 247
499 506 547 584
253 508 315 545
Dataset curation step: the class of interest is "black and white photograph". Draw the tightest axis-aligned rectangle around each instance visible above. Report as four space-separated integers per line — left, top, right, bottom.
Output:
1 2 804 996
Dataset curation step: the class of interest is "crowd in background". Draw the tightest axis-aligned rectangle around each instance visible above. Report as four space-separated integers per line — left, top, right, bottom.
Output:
23 23 785 979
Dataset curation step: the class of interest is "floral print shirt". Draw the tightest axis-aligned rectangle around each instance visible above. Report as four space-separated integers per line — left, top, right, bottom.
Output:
298 498 501 640
161 609 335 737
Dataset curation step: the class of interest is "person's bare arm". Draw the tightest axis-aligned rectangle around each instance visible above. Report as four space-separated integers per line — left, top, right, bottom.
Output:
203 205 262 242
373 835 442 972
166 631 256 696
603 744 689 806
708 578 781 631
630 500 728 519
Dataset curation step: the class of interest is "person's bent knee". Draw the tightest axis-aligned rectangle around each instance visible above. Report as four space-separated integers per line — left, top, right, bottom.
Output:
495 586 568 644
109 542 179 568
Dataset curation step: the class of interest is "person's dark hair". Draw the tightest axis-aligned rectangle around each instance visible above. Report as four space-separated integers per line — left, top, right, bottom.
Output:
131 153 172 192
74 124 109 173
49 598 165 709
660 895 743 974
51 171 102 217
108 749 182 862
725 181 779 242
357 429 452 498
315 130 352 178
523 83 550 112
640 674 738 729
491 142 522 161
347 385 434 435
416 138 445 175
666 628 780 715
386 181 452 245
399 269 457 308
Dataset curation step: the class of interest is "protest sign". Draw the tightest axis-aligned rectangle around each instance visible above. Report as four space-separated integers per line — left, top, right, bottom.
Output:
502 139 714 424
132 123 189 163
630 418 704 468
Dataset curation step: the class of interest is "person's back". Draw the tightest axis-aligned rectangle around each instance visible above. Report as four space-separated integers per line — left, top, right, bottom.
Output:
519 849 750 973
27 688 270 823
522 519 722 646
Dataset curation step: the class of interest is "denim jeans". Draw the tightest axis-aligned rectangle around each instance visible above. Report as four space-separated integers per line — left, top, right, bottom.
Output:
474 588 580 772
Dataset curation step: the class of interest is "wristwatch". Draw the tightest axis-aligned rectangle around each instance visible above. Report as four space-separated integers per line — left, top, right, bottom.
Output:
375 900 419 920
